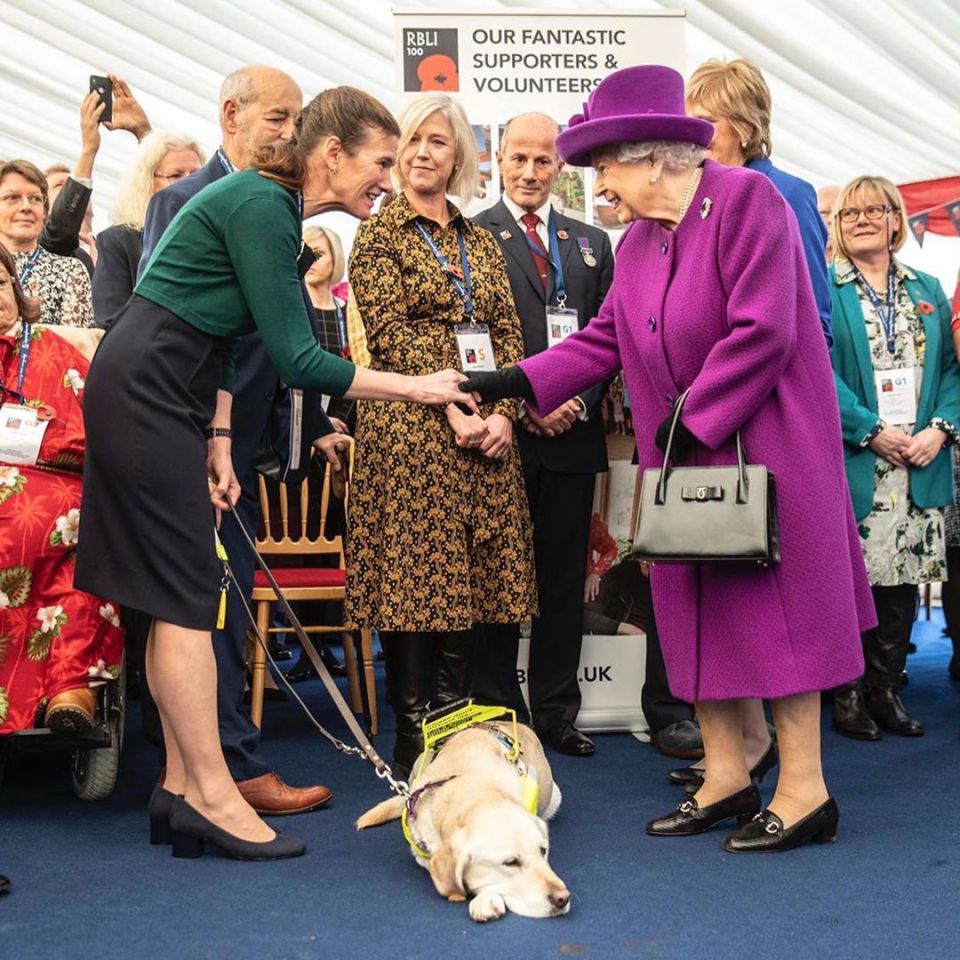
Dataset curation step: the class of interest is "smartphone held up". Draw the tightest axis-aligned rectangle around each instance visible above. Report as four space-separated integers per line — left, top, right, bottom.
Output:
89 75 112 124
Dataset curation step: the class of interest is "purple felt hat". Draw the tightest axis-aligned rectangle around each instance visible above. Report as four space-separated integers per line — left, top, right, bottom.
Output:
556 65 714 167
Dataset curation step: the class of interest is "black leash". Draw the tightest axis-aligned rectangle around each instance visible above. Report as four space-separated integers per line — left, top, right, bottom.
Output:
225 511 409 797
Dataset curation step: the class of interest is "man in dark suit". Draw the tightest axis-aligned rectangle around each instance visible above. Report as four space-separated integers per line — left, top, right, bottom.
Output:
138 65 337 815
472 114 614 756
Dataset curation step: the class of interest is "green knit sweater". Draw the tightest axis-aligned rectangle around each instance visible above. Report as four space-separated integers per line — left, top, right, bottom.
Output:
136 169 355 396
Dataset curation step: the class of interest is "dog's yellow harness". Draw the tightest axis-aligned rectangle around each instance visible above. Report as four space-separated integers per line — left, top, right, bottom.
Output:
401 702 540 860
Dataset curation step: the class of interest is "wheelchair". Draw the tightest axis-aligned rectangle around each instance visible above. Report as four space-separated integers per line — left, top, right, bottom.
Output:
0 652 126 801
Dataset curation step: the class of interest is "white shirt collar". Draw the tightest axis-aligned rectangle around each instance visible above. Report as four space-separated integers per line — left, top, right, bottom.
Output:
502 193 552 228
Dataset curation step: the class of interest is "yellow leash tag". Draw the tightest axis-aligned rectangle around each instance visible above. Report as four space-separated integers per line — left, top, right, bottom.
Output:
216 588 227 630
518 768 539 814
215 529 230 629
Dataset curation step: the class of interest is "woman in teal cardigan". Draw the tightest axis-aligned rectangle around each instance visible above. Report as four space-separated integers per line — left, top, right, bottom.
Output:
830 174 960 741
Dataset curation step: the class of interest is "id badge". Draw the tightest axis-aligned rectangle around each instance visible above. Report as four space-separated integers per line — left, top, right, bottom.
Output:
0 402 48 465
454 323 496 372
875 367 918 425
545 306 579 348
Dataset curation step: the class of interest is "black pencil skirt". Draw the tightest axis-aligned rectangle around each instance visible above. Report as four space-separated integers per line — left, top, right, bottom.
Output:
75 295 233 630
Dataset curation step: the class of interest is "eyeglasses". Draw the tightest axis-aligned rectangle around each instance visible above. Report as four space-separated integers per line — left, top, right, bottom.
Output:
0 192 45 207
837 204 894 223
153 172 191 182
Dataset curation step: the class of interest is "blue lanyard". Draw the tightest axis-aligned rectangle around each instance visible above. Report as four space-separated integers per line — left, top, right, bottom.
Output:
1 321 32 404
216 148 235 176
333 300 348 355
414 220 474 320
522 211 567 306
854 263 898 354
18 248 42 288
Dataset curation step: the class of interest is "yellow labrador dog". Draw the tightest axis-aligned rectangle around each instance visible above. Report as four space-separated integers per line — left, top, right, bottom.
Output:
357 722 570 923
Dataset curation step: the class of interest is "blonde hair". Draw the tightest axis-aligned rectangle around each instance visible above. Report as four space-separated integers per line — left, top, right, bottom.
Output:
394 94 479 205
686 58 772 161
830 175 907 263
302 225 345 286
111 132 205 231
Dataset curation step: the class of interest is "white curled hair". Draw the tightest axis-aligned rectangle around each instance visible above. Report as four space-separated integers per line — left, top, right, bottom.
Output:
616 140 706 171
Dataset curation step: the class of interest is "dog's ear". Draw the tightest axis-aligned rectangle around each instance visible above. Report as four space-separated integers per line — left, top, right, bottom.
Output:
428 834 470 899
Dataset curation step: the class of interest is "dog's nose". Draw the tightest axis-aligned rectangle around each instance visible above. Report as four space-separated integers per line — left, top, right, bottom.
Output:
550 889 571 910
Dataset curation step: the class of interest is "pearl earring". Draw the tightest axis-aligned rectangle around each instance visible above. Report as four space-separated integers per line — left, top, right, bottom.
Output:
650 174 659 185
740 140 748 148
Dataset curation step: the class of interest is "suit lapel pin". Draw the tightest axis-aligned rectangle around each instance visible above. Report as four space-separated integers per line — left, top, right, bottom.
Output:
557 229 570 240
700 197 713 219
499 229 512 240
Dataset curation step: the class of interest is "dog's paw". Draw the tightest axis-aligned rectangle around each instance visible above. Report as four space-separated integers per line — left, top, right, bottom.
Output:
469 890 507 923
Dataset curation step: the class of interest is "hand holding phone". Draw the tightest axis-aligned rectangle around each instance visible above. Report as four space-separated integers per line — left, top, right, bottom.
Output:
89 75 113 124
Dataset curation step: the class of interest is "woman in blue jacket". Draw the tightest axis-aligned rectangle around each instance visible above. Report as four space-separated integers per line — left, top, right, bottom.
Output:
829 175 960 740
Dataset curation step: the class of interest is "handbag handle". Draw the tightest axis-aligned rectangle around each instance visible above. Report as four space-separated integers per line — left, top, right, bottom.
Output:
655 389 749 505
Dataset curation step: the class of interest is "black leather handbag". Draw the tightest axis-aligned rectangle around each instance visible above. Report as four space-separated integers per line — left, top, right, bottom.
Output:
632 390 781 566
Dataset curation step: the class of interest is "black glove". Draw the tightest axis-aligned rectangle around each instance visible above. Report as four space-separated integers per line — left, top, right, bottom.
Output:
655 412 696 461
459 366 534 404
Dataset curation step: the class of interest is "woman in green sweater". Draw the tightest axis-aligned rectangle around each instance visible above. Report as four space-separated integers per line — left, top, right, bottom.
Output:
75 88 472 861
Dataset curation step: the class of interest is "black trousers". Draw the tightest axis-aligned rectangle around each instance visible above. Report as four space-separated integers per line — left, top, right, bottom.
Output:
472 462 595 732
940 547 960 648
641 601 696 734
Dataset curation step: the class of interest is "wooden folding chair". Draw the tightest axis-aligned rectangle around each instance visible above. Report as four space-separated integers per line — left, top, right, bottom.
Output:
247 437 377 733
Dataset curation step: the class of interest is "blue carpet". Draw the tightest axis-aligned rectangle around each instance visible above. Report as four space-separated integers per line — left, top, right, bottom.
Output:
1 618 958 960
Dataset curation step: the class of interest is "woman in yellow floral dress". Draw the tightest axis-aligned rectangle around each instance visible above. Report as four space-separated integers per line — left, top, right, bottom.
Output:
346 94 536 772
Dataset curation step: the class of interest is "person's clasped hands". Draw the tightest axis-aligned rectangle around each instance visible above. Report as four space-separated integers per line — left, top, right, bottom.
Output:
523 399 581 438
870 423 946 469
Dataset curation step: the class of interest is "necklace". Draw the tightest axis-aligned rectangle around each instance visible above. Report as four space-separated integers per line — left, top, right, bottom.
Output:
677 167 703 222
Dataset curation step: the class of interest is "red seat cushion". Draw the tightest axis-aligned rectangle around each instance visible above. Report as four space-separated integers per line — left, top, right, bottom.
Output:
253 567 346 589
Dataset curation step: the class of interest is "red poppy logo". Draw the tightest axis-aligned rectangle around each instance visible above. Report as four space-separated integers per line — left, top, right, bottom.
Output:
417 55 459 92
918 299 934 315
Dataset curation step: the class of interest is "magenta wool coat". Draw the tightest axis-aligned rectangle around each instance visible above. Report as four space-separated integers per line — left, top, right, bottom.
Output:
520 161 873 701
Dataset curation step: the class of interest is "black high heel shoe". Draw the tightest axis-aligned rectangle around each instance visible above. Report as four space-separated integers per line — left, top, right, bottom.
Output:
148 784 178 846
168 796 306 861
724 797 839 853
646 783 761 836
674 739 780 795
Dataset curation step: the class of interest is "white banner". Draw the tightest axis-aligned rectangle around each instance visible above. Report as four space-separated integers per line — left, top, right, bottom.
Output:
394 8 686 117
393 9 686 224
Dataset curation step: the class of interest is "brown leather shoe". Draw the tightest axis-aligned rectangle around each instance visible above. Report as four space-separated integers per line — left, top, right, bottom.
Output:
236 772 333 815
45 688 97 733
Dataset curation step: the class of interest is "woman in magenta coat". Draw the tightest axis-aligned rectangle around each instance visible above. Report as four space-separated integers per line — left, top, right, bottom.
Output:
464 65 873 853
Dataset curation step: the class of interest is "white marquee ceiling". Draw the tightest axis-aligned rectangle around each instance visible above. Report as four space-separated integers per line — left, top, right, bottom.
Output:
0 0 957 222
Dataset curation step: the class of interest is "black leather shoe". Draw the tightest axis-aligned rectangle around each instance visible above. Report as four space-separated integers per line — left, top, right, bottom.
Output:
268 638 293 661
646 783 760 836
832 685 882 741
724 797 839 853
284 658 318 683
680 739 779 795
547 721 595 756
865 686 923 736
650 719 704 759
666 765 705 787
168 797 306 861
148 784 178 845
